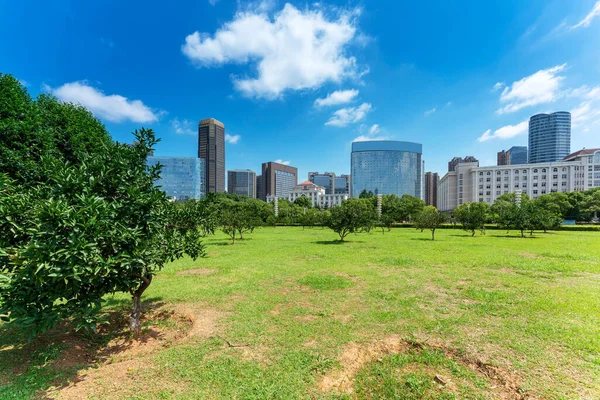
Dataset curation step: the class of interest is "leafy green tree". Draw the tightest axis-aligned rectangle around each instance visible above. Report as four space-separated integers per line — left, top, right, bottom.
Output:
326 198 377 241
453 202 490 236
534 192 570 217
380 194 403 231
414 206 445 240
293 195 312 209
359 189 374 199
399 194 426 221
218 198 267 243
584 189 600 218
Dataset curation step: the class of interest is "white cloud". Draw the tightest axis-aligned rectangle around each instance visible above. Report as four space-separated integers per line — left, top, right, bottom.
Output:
225 133 241 144
172 118 196 135
477 120 528 142
424 107 437 116
368 124 380 134
50 81 158 123
492 82 505 92
314 89 358 107
445 101 452 107
325 102 372 127
571 102 600 129
182 3 365 99
496 64 566 114
352 123 386 142
571 1 600 29
18 79 28 87
274 159 290 165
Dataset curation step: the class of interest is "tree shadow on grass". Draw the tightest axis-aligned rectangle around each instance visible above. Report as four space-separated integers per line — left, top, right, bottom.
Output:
0 297 169 399
494 235 541 239
313 240 365 245
410 237 436 241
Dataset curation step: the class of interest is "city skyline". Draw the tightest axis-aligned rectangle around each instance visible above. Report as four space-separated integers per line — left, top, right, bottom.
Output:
2 1 600 179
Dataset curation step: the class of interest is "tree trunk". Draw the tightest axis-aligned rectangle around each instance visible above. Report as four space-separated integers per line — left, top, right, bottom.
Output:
431 229 435 240
472 230 475 236
130 274 153 336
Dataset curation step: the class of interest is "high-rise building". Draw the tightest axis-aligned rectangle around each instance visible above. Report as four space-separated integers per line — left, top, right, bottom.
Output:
308 172 351 195
227 169 256 198
497 150 510 166
424 172 439 206
508 146 528 165
261 161 298 199
198 118 225 193
256 175 263 201
448 156 478 172
528 112 571 163
351 141 423 199
147 156 205 201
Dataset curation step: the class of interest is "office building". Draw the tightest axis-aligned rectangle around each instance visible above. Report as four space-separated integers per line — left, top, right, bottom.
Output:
437 148 600 211
256 175 264 201
147 156 205 201
528 112 571 163
351 140 423 199
261 161 298 199
308 172 351 195
508 146 528 165
497 150 510 166
271 180 348 209
227 169 256 198
198 118 225 193
424 172 439 206
448 156 478 172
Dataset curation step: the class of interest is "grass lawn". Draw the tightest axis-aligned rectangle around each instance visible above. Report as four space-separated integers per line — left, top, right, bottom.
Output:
1 227 599 399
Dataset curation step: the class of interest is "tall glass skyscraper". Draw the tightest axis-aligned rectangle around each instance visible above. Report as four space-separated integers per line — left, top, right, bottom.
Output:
351 141 423 199
528 112 571 163
228 169 256 198
147 156 205 201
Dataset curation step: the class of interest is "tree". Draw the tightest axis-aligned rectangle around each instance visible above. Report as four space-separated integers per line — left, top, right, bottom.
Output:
325 198 377 241
399 194 426 221
380 194 403 231
293 195 312 209
453 202 489 236
492 195 533 238
414 206 445 240
359 189 374 199
218 198 267 243
0 76 204 336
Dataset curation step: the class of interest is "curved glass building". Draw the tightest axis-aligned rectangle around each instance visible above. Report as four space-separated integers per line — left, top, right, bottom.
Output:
351 141 423 198
528 112 571 163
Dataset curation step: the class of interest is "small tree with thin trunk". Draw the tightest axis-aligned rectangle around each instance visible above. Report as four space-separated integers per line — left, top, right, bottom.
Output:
453 202 489 236
414 206 445 240
325 198 377 241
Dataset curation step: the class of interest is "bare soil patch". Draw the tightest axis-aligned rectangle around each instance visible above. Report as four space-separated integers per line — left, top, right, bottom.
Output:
318 335 526 399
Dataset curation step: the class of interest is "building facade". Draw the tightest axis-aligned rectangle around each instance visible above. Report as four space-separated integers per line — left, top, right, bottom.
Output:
256 175 263 201
528 112 571 163
308 172 351 195
147 156 205 201
351 140 423 199
273 180 348 208
198 118 225 193
508 146 528 165
448 156 478 172
497 150 510 166
424 172 439 206
437 148 600 211
227 169 256 198
261 161 298 199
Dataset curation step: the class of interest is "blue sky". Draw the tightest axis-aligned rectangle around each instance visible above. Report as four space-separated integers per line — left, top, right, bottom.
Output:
2 0 600 180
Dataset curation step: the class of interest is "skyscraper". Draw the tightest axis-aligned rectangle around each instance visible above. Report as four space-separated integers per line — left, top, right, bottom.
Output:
448 156 478 172
227 169 256 198
198 118 225 193
508 146 527 165
528 112 571 163
308 172 351 195
424 172 439 206
351 141 423 199
147 156 205 201
261 161 298 199
497 150 510 166
256 175 264 201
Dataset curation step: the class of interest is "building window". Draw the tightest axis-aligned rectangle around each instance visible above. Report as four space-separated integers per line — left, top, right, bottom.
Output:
479 172 483 176
533 190 538 195
515 170 519 175
504 170 509 175
553 168 558 172
542 168 546 173
553 175 558 179
562 174 567 179
486 171 491 175
533 176 538 180
562 182 567 186
562 168 567 172
533 169 538 173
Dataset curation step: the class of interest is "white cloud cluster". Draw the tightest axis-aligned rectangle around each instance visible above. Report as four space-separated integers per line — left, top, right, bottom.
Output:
314 89 358 107
225 133 241 144
172 118 196 135
353 123 386 142
368 124 380 134
182 3 363 99
424 107 437 116
325 103 372 127
497 64 566 114
274 159 291 165
571 1 600 29
477 120 528 142
492 82 505 92
50 81 158 123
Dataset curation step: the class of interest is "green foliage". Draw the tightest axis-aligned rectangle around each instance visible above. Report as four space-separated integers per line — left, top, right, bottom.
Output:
414 206 445 240
326 198 378 241
453 202 490 236
293 195 312 209
216 197 272 243
0 76 204 336
359 189 375 198
491 195 562 237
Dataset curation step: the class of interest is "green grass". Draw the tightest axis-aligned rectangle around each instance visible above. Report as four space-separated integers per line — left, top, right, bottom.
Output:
1 227 600 399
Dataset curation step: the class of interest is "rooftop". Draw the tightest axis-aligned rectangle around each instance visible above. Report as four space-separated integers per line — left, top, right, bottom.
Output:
562 148 600 161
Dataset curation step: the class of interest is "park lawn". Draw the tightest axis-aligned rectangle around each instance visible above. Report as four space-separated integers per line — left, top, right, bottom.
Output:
1 227 599 399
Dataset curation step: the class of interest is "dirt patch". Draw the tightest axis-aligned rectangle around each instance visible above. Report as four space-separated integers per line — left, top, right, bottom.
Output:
175 268 217 276
47 304 228 400
519 252 541 259
318 335 525 399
